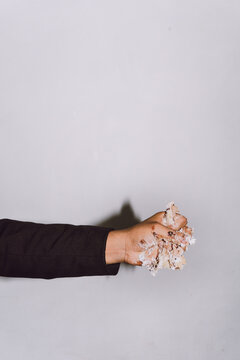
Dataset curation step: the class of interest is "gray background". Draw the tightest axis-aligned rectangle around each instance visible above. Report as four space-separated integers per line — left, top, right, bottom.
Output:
0 1 239 359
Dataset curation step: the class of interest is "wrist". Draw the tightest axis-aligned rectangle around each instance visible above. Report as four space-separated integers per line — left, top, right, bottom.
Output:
105 229 128 264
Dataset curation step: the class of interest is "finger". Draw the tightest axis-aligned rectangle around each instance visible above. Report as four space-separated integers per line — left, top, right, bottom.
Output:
151 222 178 240
169 214 188 230
142 211 165 224
181 225 193 236
151 222 187 245
143 211 188 231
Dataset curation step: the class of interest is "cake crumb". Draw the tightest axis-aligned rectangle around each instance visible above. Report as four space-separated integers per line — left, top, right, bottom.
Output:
138 201 196 276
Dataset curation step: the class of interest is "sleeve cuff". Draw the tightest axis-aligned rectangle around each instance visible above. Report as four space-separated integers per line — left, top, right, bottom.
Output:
101 227 121 276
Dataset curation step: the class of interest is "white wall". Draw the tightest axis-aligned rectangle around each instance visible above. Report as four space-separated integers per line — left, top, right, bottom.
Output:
0 1 239 359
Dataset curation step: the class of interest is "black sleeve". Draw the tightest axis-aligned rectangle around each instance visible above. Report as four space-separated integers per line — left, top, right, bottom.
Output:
0 218 120 279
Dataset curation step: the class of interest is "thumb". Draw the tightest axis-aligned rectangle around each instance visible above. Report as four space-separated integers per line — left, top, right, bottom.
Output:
143 211 187 231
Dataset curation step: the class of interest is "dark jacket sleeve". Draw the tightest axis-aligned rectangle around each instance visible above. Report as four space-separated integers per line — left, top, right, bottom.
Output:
0 218 120 279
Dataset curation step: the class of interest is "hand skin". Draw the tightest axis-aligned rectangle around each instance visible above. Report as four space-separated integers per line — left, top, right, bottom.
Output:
105 211 188 266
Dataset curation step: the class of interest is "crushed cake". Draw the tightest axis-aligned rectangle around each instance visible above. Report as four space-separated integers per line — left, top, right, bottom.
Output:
138 201 196 276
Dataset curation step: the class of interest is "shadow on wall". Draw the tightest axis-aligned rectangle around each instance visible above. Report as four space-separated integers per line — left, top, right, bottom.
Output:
94 201 141 230
94 201 141 272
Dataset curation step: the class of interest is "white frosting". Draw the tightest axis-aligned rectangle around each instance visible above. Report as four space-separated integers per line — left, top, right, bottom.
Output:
138 201 196 276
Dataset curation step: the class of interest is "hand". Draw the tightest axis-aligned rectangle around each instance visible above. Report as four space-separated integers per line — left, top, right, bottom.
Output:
123 211 188 266
105 211 188 266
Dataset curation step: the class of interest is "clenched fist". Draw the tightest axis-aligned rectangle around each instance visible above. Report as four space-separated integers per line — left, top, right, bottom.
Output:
105 210 189 266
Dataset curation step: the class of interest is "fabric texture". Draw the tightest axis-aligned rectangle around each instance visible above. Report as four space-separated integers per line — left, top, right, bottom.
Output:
0 218 120 279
